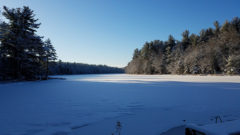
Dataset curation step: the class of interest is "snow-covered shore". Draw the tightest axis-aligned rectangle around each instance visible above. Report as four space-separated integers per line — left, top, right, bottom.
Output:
0 74 240 135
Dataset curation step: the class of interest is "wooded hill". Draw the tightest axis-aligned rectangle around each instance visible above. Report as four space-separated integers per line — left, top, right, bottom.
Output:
126 17 240 75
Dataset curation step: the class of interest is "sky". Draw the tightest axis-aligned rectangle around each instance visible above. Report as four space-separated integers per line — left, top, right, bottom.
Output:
0 0 240 67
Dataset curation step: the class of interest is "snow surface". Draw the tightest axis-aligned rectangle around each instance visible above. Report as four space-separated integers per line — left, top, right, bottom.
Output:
186 119 240 135
0 74 240 135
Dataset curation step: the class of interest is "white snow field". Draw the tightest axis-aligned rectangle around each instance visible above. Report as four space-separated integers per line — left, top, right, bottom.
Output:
1 74 240 135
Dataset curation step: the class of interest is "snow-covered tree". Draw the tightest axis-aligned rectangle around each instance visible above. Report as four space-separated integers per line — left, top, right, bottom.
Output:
126 17 240 75
225 55 240 74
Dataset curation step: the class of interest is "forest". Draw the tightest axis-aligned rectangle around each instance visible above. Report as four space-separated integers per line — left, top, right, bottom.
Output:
0 6 123 81
48 61 124 75
126 17 240 75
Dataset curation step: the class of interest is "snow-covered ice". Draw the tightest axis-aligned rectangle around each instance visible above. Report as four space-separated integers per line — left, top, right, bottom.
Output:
0 74 240 135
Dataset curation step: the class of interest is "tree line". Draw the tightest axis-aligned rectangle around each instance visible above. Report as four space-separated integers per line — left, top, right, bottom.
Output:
126 17 240 75
0 6 124 81
48 61 124 75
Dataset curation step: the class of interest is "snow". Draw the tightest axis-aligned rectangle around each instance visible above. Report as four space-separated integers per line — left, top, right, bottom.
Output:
0 74 240 135
186 120 240 135
205 120 240 135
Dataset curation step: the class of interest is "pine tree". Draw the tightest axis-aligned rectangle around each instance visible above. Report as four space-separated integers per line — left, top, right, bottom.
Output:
43 38 57 79
133 48 140 59
181 30 190 50
167 34 176 48
189 33 199 47
165 35 176 65
0 6 44 80
214 21 220 35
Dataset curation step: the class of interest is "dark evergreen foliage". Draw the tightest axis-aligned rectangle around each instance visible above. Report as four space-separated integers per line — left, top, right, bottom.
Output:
48 61 124 75
126 17 240 75
0 6 56 80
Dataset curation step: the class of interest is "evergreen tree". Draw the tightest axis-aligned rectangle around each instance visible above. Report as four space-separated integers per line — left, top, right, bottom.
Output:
214 21 220 35
189 33 199 47
167 35 176 48
230 17 240 32
165 35 176 66
0 6 45 80
42 38 57 79
133 48 140 59
181 30 190 50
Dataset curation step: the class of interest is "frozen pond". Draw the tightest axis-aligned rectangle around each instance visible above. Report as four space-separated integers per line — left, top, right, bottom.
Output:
1 74 240 135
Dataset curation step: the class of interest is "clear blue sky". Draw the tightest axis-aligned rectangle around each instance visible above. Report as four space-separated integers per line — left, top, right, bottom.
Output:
1 0 240 67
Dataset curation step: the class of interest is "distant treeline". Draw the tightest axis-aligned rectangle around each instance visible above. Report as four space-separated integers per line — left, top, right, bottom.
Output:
49 61 124 75
126 17 240 75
